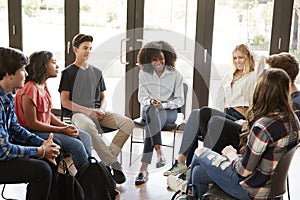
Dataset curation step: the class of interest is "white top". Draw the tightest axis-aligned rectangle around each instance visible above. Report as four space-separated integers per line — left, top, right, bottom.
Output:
138 67 184 109
222 72 257 108
216 54 265 110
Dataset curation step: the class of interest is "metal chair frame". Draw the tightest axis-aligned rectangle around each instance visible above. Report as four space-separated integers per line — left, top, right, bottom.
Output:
130 83 188 166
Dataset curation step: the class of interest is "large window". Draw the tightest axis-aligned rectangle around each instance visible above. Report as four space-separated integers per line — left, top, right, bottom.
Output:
21 0 64 109
210 0 274 108
80 0 127 114
290 0 300 84
0 0 8 47
143 0 198 116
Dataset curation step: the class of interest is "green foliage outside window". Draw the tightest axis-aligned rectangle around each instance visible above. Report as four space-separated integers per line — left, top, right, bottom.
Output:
251 34 269 50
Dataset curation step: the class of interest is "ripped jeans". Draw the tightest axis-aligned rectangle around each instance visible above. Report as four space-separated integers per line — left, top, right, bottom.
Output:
189 147 250 199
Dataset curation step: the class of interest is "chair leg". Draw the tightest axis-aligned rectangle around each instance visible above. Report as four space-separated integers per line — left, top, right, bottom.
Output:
172 129 176 165
129 133 133 166
119 150 123 164
1 184 6 200
1 184 17 200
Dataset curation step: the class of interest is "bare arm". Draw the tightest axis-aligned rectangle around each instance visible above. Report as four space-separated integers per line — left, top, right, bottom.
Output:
22 95 78 137
61 90 99 120
99 92 107 112
50 112 65 127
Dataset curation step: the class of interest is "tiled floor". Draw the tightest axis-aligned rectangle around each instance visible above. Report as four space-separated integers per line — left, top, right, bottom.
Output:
1 128 300 200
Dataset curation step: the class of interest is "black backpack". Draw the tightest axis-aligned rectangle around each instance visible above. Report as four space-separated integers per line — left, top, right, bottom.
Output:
48 159 85 200
76 157 117 200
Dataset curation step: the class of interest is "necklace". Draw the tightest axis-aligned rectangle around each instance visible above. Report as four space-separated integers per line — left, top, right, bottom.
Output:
231 74 243 87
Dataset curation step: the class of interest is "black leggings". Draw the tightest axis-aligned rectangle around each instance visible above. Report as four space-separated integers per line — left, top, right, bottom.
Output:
183 106 244 165
0 158 52 200
204 116 242 154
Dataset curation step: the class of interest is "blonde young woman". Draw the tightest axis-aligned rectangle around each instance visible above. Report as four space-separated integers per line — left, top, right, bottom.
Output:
165 44 264 177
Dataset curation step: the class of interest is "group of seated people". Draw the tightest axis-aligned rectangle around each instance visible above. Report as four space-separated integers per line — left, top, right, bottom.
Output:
0 34 134 199
0 34 299 200
164 48 300 199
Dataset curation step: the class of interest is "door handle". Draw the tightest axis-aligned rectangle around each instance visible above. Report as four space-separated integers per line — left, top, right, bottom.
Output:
120 38 129 64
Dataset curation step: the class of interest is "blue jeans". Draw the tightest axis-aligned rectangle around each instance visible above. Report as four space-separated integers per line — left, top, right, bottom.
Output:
31 130 91 170
141 105 177 164
189 147 250 199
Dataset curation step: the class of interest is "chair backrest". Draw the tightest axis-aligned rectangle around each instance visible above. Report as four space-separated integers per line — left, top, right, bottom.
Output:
60 105 73 123
176 82 188 117
269 144 298 199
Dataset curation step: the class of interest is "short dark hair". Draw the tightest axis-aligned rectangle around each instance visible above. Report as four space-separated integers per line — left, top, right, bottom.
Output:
26 51 53 84
265 52 299 82
0 47 28 80
72 34 93 48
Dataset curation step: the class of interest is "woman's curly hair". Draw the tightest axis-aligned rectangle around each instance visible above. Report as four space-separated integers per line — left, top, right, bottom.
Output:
137 41 177 73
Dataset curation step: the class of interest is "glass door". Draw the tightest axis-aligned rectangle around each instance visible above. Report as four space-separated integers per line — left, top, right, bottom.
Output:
290 0 300 84
22 0 64 109
141 0 198 117
0 0 8 47
80 0 127 115
210 0 274 109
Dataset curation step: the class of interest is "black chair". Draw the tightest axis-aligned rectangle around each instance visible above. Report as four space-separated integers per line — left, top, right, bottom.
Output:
201 144 299 200
130 83 188 166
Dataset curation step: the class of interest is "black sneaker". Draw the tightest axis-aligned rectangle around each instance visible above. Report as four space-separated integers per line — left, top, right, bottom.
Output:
112 168 126 184
106 165 126 184
110 162 126 184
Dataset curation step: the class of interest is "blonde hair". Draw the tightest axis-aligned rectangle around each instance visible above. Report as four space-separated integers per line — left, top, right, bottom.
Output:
232 44 255 75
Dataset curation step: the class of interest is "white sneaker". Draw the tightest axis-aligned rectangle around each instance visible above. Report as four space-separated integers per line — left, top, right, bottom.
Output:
163 160 188 176
167 175 188 192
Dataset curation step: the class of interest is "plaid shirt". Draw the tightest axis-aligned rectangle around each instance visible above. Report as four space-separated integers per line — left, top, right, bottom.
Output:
233 111 299 199
0 86 44 160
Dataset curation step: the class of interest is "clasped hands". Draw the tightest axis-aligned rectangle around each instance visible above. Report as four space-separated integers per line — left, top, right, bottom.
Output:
86 108 106 120
39 133 60 166
150 99 163 109
61 124 79 137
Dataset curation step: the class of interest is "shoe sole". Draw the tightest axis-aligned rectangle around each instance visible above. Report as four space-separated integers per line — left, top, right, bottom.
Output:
167 178 188 192
163 168 187 176
135 178 148 186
